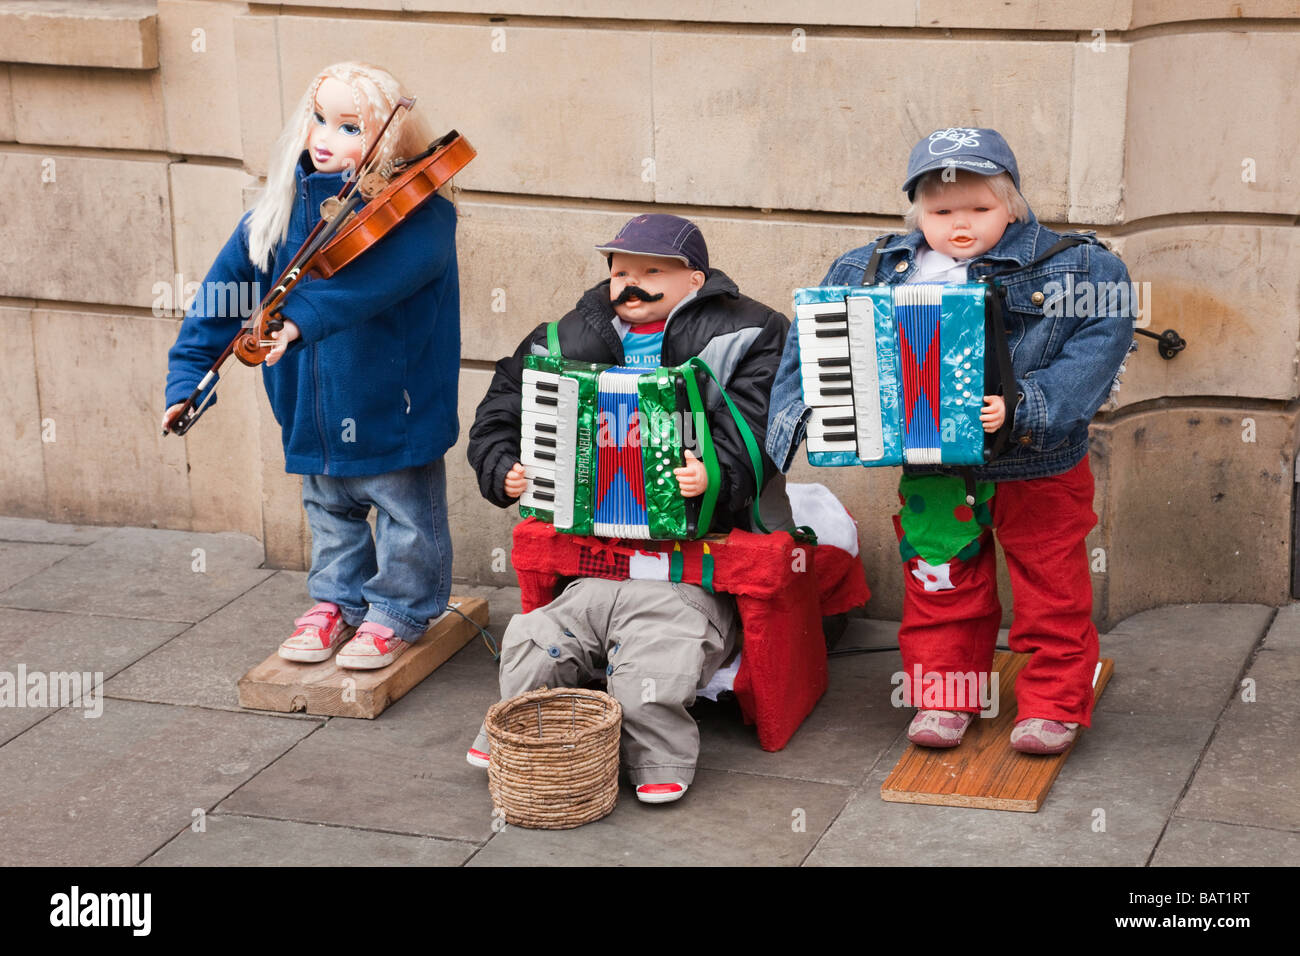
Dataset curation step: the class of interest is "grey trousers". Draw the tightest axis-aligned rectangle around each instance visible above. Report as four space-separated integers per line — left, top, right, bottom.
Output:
473 577 738 786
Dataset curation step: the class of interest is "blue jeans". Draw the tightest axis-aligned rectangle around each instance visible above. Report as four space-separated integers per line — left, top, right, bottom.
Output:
300 460 453 642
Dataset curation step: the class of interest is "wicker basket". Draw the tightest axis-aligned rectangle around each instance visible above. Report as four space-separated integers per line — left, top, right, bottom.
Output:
485 687 622 829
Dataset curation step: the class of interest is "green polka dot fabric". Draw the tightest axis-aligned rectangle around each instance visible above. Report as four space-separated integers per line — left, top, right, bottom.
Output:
897 473 995 566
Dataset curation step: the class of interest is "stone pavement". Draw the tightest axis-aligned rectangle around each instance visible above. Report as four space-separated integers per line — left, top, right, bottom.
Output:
0 517 1296 867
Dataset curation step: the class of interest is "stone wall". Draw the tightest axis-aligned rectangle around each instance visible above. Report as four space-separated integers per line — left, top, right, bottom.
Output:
1 0 1297 629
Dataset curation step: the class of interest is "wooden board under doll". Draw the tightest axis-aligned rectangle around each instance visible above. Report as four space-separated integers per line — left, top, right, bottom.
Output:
237 596 489 719
880 652 1114 812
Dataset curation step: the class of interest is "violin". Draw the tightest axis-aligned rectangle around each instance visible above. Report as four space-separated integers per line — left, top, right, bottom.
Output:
164 104 476 436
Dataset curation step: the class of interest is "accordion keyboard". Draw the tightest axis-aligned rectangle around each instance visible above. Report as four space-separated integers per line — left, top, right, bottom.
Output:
520 367 579 529
796 298 885 461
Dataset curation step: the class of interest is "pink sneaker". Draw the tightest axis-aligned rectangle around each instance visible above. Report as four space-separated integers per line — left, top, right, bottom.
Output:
336 622 409 670
1010 718 1079 755
907 710 975 748
277 602 354 663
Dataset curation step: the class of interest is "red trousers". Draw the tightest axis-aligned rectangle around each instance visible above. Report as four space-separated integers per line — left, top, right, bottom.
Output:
896 457 1100 725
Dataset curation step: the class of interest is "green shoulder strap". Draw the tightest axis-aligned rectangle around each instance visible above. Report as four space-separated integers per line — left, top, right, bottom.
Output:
545 321 562 358
677 367 722 538
685 357 770 534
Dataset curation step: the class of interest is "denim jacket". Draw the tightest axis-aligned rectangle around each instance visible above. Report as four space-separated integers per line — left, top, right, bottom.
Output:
766 212 1135 481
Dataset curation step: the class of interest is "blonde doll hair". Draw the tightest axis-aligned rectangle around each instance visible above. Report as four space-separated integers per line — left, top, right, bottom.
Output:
902 169 1029 233
246 61 451 271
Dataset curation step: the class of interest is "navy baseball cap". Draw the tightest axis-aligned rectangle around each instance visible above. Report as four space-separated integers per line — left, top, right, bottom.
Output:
595 214 709 274
902 128 1021 200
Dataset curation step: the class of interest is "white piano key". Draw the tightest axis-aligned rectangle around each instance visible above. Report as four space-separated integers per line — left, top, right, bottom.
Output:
807 406 860 453
795 302 849 322
800 362 858 406
797 332 850 362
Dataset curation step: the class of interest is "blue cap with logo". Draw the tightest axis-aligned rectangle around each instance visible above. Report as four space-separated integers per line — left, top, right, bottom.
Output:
902 128 1021 200
595 213 709 274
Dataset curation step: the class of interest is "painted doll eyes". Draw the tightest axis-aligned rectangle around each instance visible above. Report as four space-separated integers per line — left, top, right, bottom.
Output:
312 112 362 136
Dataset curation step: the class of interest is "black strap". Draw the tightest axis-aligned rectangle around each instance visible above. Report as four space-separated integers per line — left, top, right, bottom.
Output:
860 236 894 285
981 284 1018 461
981 236 1088 281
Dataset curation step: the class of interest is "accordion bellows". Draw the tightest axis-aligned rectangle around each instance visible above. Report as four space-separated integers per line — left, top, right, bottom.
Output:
796 283 989 467
518 355 711 539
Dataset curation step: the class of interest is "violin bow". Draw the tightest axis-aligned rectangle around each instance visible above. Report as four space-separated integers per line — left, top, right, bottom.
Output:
164 96 416 436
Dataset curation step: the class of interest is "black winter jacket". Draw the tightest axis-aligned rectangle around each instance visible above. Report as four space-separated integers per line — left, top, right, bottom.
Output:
467 269 789 532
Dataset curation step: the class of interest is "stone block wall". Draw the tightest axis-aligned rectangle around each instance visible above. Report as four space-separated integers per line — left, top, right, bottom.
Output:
1 0 1297 629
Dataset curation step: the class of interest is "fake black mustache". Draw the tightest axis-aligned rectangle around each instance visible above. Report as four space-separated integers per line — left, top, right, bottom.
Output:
611 285 665 306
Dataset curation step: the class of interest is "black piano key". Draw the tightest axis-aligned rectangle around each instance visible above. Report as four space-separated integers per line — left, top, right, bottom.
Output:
814 329 848 338
824 416 855 427
538 396 558 406
821 372 851 382
823 386 853 396
818 357 850 367
535 422 557 433
534 477 555 489
536 381 558 392
537 436 556 448
537 451 555 462
813 313 847 323
825 431 855 442
534 491 555 503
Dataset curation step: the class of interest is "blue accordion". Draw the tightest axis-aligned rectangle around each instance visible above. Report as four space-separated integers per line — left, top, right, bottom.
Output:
794 283 993 467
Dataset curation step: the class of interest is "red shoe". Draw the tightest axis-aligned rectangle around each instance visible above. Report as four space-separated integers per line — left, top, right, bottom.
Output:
907 710 975 748
635 782 688 804
277 602 354 663
1010 718 1079 755
466 748 490 769
337 622 409 670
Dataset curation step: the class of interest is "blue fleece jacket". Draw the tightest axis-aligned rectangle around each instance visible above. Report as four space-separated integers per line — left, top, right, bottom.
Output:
165 154 461 476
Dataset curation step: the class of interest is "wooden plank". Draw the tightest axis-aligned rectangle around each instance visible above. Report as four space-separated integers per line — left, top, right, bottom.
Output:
880 653 1114 812
237 596 490 719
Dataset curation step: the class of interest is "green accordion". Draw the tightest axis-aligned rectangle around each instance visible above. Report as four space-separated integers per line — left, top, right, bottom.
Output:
517 355 721 540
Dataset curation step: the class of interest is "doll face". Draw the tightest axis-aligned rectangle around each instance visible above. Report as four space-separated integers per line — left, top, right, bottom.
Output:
307 76 368 175
917 173 1016 259
608 252 705 325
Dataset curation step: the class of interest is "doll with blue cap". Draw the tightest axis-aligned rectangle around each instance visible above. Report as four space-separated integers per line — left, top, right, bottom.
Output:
766 127 1136 755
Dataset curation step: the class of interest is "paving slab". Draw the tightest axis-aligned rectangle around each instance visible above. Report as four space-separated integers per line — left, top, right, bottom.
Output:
1096 604 1272 719
218 657 505 844
105 570 313 713
0 526 270 623
0 699 320 867
143 813 477 867
0 541 79 592
1261 602 1300 652
806 709 1216 866
696 647 904 787
0 517 113 546
1175 647 1300 832
469 768 852 867
0 607 187 745
1151 817 1300 867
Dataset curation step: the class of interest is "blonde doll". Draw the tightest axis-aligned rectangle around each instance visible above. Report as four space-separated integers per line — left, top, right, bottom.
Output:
163 62 462 669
